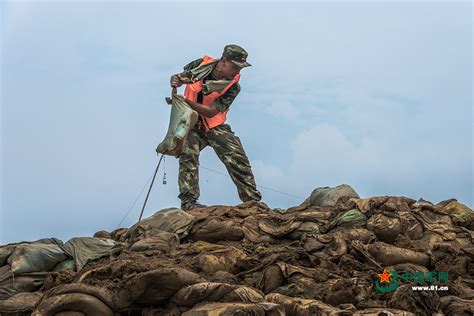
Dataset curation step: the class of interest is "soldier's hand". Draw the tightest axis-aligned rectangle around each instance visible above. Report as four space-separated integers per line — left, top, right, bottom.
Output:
170 74 182 88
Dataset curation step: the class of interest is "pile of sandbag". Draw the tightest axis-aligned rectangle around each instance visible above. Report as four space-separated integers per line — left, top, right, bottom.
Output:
3 184 473 315
0 236 124 313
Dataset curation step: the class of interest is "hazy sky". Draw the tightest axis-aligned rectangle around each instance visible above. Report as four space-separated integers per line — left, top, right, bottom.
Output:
1 1 472 244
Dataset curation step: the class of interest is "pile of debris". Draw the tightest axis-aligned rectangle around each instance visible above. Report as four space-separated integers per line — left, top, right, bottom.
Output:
1 184 473 315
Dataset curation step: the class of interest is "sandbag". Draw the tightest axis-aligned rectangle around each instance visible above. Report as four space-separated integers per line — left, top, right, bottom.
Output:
63 237 120 272
367 214 402 243
34 292 115 315
367 242 430 267
288 221 320 239
439 200 473 229
354 308 416 315
8 239 68 274
33 283 118 313
175 241 247 275
388 284 441 315
440 295 474 315
123 207 195 243
322 209 367 233
156 90 198 157
0 292 42 314
0 245 16 267
130 231 179 252
120 268 203 306
171 282 265 307
349 196 388 213
266 293 345 315
182 301 284 316
52 259 76 272
189 217 244 242
309 184 360 207
0 266 48 300
398 211 423 240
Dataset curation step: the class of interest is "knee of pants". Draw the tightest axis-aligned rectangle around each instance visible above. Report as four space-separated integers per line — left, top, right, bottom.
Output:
179 149 200 164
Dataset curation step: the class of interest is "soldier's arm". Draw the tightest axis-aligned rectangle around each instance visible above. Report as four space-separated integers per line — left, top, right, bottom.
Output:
184 99 220 118
214 83 240 113
170 58 203 88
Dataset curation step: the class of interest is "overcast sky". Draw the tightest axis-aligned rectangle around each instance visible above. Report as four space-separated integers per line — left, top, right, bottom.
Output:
1 1 472 244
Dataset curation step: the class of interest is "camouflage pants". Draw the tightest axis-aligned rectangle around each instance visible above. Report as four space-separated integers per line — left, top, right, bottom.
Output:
178 123 262 204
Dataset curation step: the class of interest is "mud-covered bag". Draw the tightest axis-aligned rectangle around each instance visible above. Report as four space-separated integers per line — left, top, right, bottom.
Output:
8 239 68 274
309 184 360 207
322 209 367 233
438 200 473 229
156 88 198 157
64 237 121 272
367 214 402 243
123 207 195 243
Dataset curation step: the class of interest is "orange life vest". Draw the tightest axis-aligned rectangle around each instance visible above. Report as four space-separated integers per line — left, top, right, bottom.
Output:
184 55 240 130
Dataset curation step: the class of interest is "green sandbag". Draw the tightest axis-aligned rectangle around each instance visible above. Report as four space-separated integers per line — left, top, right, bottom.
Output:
8 239 68 274
439 200 473 229
156 88 198 157
322 209 367 233
63 237 121 272
52 259 76 272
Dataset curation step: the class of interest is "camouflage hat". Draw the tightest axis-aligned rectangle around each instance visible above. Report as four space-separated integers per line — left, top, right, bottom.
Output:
222 44 252 68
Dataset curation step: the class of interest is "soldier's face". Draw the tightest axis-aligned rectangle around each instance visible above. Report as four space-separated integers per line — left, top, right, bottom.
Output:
215 58 241 80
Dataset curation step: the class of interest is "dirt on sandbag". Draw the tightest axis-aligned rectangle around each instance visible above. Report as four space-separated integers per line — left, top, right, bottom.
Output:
3 192 473 315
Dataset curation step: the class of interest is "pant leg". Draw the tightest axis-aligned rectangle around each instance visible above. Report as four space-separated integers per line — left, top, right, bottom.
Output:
207 123 262 202
178 128 208 203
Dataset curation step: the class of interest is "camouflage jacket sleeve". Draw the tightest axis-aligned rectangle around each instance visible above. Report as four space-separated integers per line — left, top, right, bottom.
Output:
182 58 241 113
182 58 203 76
214 82 240 113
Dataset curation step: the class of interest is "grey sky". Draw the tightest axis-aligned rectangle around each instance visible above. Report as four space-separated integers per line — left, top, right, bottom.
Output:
1 1 472 244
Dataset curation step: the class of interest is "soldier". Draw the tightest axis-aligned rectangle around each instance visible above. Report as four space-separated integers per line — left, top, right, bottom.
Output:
170 44 262 211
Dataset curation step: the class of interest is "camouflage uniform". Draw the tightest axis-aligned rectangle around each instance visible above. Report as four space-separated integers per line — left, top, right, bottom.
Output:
177 45 262 206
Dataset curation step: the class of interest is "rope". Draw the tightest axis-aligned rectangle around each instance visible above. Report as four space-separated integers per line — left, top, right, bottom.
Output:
138 154 164 222
200 165 305 200
115 158 304 229
115 170 155 229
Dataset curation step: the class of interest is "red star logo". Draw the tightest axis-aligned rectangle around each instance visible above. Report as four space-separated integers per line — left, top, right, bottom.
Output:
378 269 392 283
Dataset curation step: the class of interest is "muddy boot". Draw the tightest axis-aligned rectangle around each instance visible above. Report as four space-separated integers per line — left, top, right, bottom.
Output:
181 200 207 211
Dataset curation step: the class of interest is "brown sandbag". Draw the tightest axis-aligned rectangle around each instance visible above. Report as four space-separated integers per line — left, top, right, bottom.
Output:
181 301 285 316
119 268 203 306
33 292 114 316
0 245 16 267
242 216 275 243
367 242 430 267
0 292 42 314
336 227 376 244
367 214 402 243
354 308 416 315
0 267 48 300
123 207 195 243
349 196 388 213
171 282 265 307
265 292 345 315
410 208 456 241
189 217 244 242
388 284 441 316
129 231 179 252
398 211 424 240
188 241 247 274
440 295 474 315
